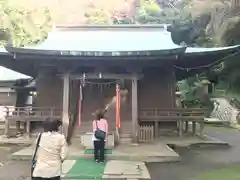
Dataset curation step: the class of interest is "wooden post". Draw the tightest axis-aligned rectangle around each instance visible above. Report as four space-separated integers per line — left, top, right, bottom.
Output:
154 120 159 139
178 111 183 136
185 121 189 133
62 73 70 137
132 76 138 143
26 121 31 139
192 122 196 135
179 120 183 136
199 121 204 137
16 108 21 134
4 119 9 138
4 107 9 137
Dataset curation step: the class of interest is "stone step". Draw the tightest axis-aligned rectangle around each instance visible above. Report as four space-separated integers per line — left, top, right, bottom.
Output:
120 133 132 138
119 139 132 144
119 133 132 144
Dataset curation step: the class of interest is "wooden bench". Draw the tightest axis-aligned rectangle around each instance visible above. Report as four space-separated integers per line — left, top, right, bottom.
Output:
139 108 209 137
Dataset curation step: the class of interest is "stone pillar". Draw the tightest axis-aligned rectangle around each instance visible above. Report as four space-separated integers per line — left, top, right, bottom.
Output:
201 80 211 94
131 76 138 143
175 91 182 108
62 73 70 138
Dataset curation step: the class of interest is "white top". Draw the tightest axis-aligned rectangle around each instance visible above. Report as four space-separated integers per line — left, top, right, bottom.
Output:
33 132 68 178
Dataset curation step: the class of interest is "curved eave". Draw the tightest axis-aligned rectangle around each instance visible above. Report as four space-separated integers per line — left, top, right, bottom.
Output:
176 45 240 80
0 48 11 57
6 46 187 59
185 45 240 56
0 66 31 81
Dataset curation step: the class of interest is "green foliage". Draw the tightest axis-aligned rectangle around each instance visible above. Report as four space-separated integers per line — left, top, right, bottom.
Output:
178 78 214 112
136 0 177 24
85 9 111 24
0 0 52 47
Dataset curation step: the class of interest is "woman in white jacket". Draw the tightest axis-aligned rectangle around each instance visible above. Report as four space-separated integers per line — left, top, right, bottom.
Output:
32 118 68 180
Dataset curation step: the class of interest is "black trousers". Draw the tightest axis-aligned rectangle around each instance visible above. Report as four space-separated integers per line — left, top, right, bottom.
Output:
93 140 105 161
32 176 60 180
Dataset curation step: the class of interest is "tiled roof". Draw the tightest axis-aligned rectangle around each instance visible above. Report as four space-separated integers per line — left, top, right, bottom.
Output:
0 66 31 81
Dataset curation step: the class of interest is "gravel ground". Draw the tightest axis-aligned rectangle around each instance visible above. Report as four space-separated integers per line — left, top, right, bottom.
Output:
0 146 30 180
147 125 240 180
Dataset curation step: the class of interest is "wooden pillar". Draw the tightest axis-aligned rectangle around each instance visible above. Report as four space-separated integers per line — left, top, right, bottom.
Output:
4 107 9 137
62 73 70 137
132 76 138 143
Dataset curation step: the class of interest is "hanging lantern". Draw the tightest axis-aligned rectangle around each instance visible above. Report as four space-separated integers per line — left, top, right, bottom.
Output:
99 72 102 79
81 73 86 87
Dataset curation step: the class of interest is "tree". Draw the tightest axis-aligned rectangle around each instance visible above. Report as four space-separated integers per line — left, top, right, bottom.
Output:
0 0 52 47
85 9 112 24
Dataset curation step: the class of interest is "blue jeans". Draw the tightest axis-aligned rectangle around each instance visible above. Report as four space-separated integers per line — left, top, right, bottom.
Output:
93 140 105 161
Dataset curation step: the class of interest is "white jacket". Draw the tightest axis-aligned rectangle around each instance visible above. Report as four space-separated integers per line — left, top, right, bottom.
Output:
33 132 68 178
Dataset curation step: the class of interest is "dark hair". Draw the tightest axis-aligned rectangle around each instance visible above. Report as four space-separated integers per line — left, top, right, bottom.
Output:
96 110 104 120
43 118 62 132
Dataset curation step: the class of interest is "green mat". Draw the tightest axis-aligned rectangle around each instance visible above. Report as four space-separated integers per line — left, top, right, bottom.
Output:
84 148 112 154
66 159 106 179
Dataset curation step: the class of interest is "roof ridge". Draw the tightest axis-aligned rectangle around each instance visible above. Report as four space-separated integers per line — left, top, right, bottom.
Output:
54 24 170 31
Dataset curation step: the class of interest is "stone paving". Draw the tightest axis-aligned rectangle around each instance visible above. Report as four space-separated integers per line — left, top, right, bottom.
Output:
11 142 180 162
10 133 229 163
102 160 150 180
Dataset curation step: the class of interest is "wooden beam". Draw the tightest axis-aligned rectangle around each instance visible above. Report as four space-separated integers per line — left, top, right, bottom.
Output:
69 73 143 80
62 73 70 137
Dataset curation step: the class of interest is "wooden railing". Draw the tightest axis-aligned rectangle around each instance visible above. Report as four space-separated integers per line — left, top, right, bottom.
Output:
139 108 208 121
5 107 62 119
139 108 209 137
3 107 63 138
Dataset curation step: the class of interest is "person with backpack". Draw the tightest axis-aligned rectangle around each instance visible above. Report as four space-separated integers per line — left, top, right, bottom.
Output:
92 110 108 163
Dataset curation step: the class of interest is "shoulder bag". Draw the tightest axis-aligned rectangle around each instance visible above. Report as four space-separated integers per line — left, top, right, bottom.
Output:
94 120 106 140
31 133 42 178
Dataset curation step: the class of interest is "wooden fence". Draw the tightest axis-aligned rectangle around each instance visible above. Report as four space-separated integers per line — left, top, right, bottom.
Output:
138 125 154 143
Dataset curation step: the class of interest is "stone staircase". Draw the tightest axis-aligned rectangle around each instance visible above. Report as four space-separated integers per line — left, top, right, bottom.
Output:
72 121 93 138
210 98 239 124
72 120 133 145
119 133 132 144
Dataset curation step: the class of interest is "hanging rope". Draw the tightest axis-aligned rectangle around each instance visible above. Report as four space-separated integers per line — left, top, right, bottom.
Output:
84 80 118 85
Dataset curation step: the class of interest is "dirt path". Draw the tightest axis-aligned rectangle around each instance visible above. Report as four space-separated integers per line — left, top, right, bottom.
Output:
147 125 240 180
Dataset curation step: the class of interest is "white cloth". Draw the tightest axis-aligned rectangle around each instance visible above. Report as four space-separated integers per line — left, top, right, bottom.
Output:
33 132 68 178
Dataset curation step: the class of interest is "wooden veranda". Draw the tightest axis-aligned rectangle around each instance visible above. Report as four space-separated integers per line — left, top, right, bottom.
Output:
139 108 208 141
4 107 62 137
